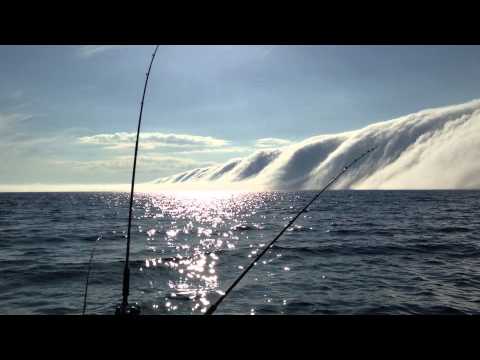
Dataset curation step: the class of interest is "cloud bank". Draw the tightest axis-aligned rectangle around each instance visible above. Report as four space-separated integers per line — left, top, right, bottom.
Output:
151 99 480 190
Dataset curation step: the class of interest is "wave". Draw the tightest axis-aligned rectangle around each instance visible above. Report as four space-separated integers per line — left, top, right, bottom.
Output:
151 99 480 190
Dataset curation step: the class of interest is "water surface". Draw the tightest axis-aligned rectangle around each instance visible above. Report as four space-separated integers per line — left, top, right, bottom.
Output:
1 190 479 315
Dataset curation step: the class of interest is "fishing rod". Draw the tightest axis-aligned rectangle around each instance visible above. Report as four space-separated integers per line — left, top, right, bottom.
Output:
116 45 160 316
205 146 377 315
81 235 101 315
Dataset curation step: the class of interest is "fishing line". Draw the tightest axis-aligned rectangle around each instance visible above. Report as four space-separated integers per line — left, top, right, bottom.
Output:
82 235 102 315
116 45 160 316
205 146 377 315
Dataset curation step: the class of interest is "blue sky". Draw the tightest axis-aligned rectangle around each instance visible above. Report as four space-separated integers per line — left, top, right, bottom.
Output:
1 45 480 186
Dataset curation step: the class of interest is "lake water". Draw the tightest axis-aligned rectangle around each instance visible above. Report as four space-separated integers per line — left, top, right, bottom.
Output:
1 190 479 315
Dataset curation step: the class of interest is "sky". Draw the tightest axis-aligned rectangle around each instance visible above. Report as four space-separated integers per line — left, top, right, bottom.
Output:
1 45 480 188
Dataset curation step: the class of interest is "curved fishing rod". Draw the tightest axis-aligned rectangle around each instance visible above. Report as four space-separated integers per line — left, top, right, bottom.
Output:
205 146 377 315
116 45 160 316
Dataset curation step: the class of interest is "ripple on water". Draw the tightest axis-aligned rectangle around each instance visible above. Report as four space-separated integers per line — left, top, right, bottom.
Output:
1 190 480 314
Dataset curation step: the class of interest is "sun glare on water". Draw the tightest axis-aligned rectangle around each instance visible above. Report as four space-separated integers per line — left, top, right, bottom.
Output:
132 190 281 314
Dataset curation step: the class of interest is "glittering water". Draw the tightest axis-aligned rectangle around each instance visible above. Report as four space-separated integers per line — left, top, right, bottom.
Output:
1 190 480 315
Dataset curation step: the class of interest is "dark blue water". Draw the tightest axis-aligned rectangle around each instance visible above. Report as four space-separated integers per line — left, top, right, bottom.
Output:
1 190 480 315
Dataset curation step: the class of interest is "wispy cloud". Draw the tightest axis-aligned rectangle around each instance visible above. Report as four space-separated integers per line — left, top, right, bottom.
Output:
77 45 127 58
222 45 276 61
10 90 23 100
51 155 215 174
78 131 230 150
255 137 293 149
177 146 251 155
259 45 276 59
0 112 33 132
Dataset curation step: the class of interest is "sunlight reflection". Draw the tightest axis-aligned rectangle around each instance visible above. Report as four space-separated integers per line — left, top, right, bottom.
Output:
133 190 284 314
